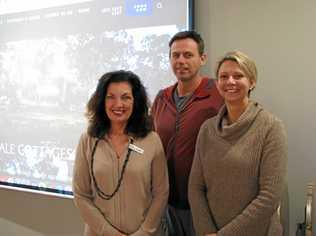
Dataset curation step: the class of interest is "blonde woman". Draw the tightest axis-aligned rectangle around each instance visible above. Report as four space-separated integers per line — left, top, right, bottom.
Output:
188 51 287 236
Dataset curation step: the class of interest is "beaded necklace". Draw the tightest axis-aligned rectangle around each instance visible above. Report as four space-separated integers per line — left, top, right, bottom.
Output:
90 138 133 200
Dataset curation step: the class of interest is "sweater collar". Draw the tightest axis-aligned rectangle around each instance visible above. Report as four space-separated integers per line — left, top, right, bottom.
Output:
163 77 214 101
214 100 263 141
103 133 135 142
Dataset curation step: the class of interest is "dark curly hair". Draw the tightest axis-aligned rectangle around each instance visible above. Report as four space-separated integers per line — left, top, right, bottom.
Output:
85 70 152 138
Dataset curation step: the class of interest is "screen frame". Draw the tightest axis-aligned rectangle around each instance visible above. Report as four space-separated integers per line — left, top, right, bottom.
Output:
0 0 195 198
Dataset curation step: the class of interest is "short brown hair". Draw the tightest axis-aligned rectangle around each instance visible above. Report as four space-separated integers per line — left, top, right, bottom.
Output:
169 30 205 55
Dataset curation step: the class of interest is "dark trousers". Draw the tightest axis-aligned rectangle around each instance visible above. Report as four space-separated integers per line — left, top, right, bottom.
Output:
167 205 196 236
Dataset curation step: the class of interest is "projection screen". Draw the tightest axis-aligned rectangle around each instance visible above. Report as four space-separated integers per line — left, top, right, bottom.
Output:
0 0 193 197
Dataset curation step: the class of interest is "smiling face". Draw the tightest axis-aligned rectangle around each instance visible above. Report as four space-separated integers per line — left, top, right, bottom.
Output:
105 82 134 127
216 60 256 107
169 38 206 82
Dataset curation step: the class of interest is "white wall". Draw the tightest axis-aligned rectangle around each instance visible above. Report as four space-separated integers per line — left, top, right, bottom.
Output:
1 1 315 235
0 188 83 236
196 0 316 235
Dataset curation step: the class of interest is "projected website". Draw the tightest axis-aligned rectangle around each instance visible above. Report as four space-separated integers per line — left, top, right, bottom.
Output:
0 0 190 196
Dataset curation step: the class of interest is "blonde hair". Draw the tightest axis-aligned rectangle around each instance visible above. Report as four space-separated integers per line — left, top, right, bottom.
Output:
215 51 258 83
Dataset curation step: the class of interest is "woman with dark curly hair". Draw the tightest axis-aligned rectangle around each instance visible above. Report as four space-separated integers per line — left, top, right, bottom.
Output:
73 70 169 236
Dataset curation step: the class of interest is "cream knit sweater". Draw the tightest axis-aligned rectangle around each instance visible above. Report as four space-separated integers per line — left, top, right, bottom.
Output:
73 131 169 236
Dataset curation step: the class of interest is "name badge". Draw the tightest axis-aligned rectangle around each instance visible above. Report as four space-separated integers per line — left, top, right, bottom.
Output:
128 144 144 154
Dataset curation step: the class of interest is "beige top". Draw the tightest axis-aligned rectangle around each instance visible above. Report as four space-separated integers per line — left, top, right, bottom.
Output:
189 101 287 236
73 131 169 236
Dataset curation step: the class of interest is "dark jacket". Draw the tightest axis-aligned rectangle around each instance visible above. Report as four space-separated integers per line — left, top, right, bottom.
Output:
151 77 223 209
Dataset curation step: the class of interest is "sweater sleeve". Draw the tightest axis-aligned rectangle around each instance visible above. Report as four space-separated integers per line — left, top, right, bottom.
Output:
188 126 218 236
131 133 169 236
72 133 121 236
218 119 288 236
